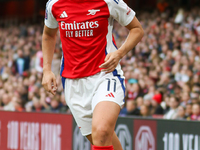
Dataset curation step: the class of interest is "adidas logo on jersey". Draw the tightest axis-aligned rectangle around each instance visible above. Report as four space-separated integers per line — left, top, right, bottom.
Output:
106 92 115 98
60 11 68 18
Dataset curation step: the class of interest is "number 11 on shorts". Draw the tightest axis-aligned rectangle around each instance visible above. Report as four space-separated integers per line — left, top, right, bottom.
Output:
106 78 116 92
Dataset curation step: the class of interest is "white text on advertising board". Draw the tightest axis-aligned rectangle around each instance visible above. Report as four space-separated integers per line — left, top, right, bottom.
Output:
7 121 61 150
163 132 199 150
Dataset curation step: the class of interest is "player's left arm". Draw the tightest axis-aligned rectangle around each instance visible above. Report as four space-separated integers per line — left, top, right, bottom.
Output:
99 16 144 73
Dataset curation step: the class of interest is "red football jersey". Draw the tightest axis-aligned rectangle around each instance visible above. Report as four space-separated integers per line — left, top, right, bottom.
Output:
45 0 135 79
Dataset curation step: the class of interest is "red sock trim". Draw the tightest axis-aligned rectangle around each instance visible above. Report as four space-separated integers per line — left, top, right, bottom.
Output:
93 145 113 150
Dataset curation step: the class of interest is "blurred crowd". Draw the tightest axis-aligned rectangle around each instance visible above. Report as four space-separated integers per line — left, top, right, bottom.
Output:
1 5 200 121
114 6 200 121
0 21 69 113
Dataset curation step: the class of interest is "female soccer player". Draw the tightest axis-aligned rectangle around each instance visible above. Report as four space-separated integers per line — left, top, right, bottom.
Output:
42 0 144 149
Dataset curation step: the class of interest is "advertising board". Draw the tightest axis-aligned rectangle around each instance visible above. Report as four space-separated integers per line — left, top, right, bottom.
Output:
1 111 200 150
0 111 73 150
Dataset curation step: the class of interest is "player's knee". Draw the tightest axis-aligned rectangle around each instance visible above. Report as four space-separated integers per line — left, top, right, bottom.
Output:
92 125 112 144
93 125 110 137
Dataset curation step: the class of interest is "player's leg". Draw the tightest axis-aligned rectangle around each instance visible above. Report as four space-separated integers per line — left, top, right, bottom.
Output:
112 132 123 150
90 71 125 149
91 101 120 149
86 134 93 144
86 132 123 150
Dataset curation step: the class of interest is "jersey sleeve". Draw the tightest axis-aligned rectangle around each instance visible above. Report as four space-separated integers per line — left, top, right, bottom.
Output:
107 0 135 26
44 0 58 29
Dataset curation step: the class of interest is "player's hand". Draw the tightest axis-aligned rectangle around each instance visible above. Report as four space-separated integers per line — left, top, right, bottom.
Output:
99 51 122 73
42 70 57 95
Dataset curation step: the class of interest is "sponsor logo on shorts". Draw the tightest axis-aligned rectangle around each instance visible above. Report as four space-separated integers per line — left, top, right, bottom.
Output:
106 92 115 98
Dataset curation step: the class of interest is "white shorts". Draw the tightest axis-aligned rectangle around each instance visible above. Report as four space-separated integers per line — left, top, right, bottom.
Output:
62 70 125 136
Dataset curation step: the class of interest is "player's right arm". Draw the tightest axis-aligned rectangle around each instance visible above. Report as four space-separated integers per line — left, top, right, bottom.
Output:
42 0 59 95
42 25 58 95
